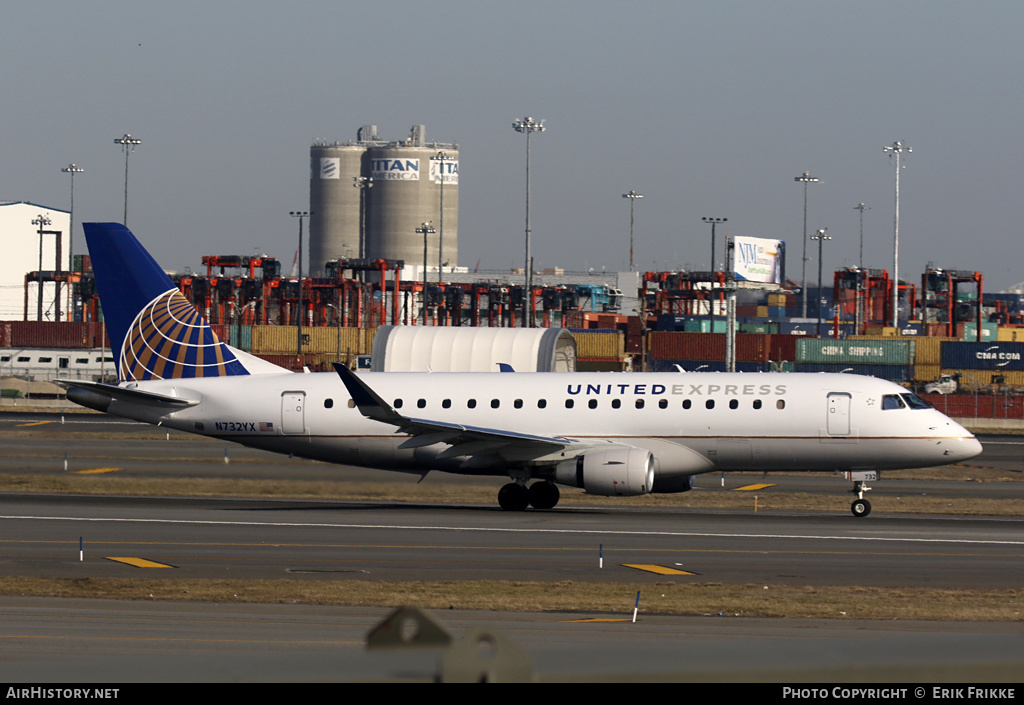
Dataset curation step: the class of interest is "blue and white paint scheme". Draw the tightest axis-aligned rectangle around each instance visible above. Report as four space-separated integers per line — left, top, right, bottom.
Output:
60 223 983 515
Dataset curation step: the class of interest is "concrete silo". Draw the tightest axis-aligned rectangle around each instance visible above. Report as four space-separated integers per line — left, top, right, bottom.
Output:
309 136 370 274
366 126 458 275
309 125 458 278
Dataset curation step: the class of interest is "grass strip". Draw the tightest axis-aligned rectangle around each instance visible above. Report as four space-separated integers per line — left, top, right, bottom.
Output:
0 576 1021 622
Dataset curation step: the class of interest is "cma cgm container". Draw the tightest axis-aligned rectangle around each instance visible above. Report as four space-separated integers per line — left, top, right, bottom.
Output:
940 341 1024 371
796 338 914 366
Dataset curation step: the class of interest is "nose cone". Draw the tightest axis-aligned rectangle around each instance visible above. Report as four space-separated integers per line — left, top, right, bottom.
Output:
939 418 983 463
948 434 983 463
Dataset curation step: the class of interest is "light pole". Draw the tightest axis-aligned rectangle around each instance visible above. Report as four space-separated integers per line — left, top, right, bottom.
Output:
32 215 51 321
701 217 727 273
61 164 83 270
114 134 141 225
513 116 545 327
853 202 870 270
416 222 436 325
352 176 373 261
810 228 832 337
433 152 456 283
853 203 870 334
883 141 911 327
61 164 84 321
702 217 727 328
794 172 820 318
290 211 309 357
622 190 643 270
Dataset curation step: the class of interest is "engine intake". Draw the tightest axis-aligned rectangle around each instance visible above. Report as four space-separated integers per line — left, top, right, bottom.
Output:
555 448 654 496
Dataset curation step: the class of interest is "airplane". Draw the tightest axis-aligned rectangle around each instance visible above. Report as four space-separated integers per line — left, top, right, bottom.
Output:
59 222 983 517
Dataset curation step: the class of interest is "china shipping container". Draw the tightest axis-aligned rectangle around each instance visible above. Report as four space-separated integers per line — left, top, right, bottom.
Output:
796 338 914 366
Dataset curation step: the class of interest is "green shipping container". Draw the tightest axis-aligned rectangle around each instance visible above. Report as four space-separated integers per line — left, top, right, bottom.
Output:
795 338 914 366
961 322 997 342
683 319 728 333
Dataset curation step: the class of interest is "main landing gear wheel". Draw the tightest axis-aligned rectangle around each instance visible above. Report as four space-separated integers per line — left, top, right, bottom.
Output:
498 482 529 511
851 498 872 517
528 481 560 510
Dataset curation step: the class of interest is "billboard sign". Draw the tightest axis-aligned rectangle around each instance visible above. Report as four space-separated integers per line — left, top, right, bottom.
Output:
733 236 784 284
429 158 459 184
370 158 420 181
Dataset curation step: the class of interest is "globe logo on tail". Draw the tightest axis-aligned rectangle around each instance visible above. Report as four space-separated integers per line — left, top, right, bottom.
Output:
120 289 247 381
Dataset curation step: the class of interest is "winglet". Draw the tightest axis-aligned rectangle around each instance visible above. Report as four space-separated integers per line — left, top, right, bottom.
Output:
497 363 515 372
331 362 402 424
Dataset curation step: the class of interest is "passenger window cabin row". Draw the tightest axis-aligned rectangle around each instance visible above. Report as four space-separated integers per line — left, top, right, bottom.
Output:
334 397 790 411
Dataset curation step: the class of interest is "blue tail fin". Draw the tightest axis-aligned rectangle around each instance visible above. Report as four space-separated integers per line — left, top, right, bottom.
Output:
83 222 249 382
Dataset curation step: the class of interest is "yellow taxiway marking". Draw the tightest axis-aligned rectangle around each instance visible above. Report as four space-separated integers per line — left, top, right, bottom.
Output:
105 557 175 569
734 483 776 491
15 421 51 427
623 564 696 576
72 468 121 475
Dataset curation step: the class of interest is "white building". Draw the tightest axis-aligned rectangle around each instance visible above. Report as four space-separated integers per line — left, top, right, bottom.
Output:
0 202 71 321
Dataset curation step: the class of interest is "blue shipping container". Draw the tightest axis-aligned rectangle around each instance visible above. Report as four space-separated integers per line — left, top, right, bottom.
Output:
940 341 1024 371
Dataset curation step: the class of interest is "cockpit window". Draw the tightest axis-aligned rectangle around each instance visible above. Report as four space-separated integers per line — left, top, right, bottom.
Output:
900 393 932 410
881 394 906 410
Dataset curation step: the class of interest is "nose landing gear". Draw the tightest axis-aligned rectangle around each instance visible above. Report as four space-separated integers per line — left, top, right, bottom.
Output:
849 473 875 517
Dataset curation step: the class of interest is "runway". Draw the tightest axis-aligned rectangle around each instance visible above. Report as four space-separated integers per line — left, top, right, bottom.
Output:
0 412 1021 681
0 493 1022 588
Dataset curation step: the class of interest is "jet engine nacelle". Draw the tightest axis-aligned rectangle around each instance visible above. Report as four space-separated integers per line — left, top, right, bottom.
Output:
555 447 654 496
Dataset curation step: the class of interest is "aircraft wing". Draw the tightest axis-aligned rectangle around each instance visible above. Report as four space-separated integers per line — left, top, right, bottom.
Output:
332 363 575 462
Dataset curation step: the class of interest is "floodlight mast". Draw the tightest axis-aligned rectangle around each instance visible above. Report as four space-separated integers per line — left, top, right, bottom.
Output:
811 228 833 337
622 190 643 271
61 164 84 268
513 117 545 327
883 141 911 327
114 134 141 225
290 211 310 356
416 222 437 325
794 172 820 318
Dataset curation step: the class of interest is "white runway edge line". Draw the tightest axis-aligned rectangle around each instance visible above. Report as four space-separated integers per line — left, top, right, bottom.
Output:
3 515 1024 546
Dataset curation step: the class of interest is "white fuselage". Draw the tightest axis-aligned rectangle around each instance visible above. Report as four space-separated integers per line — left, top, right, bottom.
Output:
106 371 982 483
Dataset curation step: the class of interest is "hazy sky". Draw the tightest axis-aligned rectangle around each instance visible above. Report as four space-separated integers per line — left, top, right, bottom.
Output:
4 1 1023 291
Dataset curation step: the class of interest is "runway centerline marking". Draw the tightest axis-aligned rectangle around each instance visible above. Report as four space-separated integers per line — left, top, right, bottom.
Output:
2 515 1023 546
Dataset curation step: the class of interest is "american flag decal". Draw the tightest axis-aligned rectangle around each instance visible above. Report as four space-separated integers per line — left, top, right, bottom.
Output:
260 422 274 432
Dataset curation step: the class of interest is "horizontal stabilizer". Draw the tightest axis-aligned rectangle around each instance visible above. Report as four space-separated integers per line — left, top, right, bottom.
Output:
56 379 199 413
